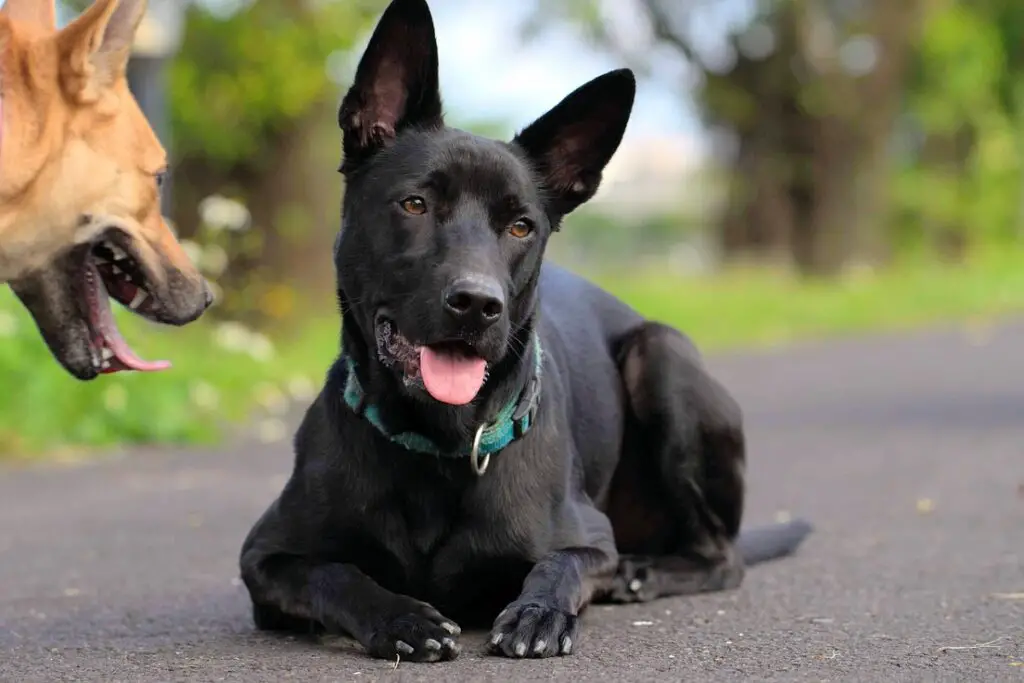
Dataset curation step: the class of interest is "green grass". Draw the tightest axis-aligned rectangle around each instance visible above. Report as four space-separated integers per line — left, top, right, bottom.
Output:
583 247 1024 350
4 246 1024 458
0 289 338 458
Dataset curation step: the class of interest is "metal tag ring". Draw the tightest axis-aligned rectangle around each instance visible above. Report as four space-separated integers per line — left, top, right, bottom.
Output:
470 423 490 476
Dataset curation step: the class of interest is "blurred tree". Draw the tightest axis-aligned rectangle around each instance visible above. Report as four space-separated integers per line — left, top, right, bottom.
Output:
896 0 1024 261
530 0 926 276
167 0 381 325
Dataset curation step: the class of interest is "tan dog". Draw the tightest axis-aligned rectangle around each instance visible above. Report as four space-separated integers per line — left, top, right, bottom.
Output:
0 0 211 379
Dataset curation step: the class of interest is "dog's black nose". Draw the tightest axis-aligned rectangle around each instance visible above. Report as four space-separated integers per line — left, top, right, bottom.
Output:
199 280 216 311
444 276 505 329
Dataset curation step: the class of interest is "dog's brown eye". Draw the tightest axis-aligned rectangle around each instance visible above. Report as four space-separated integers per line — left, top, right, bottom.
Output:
400 196 427 215
155 169 168 188
509 218 533 239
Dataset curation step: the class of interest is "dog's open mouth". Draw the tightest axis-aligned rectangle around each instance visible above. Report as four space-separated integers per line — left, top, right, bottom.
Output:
84 240 170 374
375 317 488 405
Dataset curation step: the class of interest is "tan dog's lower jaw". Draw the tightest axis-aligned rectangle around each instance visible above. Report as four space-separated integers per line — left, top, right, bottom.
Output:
7 221 213 380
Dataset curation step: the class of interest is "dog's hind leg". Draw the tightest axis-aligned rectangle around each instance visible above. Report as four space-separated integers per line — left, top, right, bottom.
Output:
599 322 811 604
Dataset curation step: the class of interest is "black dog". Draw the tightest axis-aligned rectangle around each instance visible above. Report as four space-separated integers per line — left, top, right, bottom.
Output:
239 0 812 663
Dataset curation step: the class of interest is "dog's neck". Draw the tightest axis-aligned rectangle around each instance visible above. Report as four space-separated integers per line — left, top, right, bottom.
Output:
338 315 542 457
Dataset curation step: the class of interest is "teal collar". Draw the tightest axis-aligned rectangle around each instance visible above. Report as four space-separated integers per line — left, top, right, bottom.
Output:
342 334 543 463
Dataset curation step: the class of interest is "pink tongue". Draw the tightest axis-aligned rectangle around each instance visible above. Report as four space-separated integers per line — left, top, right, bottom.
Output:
88 266 171 373
419 346 487 405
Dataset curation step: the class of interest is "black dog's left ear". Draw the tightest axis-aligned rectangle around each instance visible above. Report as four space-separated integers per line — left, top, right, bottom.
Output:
338 0 443 174
513 68 636 221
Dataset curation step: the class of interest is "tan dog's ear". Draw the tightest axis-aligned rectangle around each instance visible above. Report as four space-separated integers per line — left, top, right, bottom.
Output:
55 0 147 104
0 0 57 29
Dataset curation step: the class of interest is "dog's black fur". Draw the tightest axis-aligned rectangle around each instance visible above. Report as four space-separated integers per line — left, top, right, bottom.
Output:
239 0 812 663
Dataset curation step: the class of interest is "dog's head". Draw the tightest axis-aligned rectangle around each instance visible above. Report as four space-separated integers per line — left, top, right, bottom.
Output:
0 0 212 379
334 0 635 406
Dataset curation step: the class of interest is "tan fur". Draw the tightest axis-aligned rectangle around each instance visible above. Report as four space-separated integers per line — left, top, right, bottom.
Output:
0 0 210 378
0 0 197 284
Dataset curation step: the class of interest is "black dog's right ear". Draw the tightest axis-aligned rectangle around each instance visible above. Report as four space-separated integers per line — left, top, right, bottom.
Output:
338 0 443 174
513 69 636 222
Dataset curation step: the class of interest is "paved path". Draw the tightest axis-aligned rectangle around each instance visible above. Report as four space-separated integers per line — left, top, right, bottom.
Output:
2 322 1023 682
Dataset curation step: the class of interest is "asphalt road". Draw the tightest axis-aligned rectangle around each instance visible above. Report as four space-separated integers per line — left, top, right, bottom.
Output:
2 321 1023 682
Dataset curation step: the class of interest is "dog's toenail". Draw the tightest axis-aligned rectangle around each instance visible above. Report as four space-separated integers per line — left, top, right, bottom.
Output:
560 636 573 654
441 621 460 635
442 638 455 649
533 640 547 653
425 639 441 650
491 633 504 646
514 642 527 656
395 640 414 654
629 579 642 592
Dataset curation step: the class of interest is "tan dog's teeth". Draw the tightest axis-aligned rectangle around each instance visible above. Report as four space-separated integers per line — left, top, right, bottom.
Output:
129 290 148 310
109 245 128 260
101 348 115 360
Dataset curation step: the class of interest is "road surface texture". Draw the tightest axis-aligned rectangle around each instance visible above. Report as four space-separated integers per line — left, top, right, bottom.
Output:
2 321 1023 682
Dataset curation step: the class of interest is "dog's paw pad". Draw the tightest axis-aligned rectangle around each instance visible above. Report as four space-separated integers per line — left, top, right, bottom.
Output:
366 602 462 663
488 601 578 659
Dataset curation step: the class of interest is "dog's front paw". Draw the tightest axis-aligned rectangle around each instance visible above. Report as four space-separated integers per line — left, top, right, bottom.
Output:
365 598 462 663
488 601 578 658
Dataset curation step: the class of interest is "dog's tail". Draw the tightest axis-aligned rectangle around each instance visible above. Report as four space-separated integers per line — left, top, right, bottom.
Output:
736 518 813 565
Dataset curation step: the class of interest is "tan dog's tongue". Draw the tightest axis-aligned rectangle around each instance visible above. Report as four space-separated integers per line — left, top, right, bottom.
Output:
419 346 487 405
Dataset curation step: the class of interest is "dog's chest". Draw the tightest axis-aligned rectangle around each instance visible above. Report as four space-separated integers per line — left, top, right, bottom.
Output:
335 470 541 608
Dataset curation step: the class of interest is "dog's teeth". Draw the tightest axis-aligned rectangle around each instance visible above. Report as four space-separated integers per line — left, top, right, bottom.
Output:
101 348 115 360
129 290 148 310
109 245 128 260
101 360 111 370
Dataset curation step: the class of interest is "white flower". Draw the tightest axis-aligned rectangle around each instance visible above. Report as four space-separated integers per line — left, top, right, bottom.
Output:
0 311 17 337
198 194 251 233
287 375 317 402
200 243 229 277
103 384 128 413
212 321 275 362
247 332 275 363
213 321 252 353
256 418 288 444
255 382 289 415
190 381 220 411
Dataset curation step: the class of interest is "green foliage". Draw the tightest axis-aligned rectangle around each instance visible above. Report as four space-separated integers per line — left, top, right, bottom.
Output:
0 286 336 456
896 0 1024 253
581 246 1024 351
168 0 379 169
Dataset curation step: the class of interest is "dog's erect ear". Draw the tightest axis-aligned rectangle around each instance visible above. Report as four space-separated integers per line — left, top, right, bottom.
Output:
55 0 146 104
338 0 442 174
1 0 57 28
513 69 636 221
